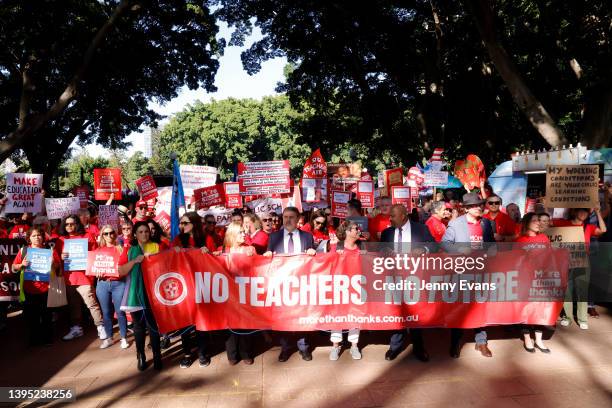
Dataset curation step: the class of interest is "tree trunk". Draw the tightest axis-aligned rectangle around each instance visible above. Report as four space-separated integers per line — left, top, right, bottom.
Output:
464 0 568 147
582 80 612 148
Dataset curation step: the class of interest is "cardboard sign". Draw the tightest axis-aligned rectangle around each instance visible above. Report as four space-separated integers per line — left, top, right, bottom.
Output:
302 178 328 203
223 182 242 209
24 248 53 282
93 168 122 200
357 181 375 208
179 165 217 200
423 170 449 187
63 238 89 271
0 239 25 301
238 160 291 195
98 205 119 229
45 197 81 220
194 184 225 208
73 186 90 209
544 165 599 208
86 247 119 278
331 190 351 218
5 173 43 213
391 186 412 209
545 226 588 268
135 176 158 201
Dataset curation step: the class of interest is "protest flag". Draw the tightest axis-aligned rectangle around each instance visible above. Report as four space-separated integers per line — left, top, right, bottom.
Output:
170 158 186 241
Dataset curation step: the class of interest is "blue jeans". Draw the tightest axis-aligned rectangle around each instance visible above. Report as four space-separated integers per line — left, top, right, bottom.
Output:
96 279 127 338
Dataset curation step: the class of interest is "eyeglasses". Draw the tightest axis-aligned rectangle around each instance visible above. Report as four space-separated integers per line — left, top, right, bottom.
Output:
206 221 216 225
138 206 147 209
262 218 272 222
179 221 192 226
314 220 325 225
487 201 501 205
102 231 116 236
65 222 75 226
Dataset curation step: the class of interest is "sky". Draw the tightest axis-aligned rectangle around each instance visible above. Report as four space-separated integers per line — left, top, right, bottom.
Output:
72 23 287 158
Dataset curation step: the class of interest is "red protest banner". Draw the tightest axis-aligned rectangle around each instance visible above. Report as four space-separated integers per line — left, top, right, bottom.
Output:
0 239 26 301
391 186 412 210
302 148 327 179
141 248 568 333
93 168 122 200
223 182 242 208
237 160 291 196
135 176 158 201
331 190 351 218
357 180 375 208
86 247 119 278
73 186 90 209
194 184 225 208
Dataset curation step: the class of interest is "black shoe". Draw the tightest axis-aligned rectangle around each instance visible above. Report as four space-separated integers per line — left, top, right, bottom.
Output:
198 355 211 367
179 355 193 369
534 344 551 354
385 348 400 361
153 355 163 370
298 350 312 361
160 336 171 350
414 347 430 362
137 352 147 371
278 350 291 362
449 344 461 359
523 344 536 353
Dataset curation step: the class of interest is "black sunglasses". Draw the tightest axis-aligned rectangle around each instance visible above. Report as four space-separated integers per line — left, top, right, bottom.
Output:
262 218 272 222
179 221 192 226
102 231 116 236
487 201 501 205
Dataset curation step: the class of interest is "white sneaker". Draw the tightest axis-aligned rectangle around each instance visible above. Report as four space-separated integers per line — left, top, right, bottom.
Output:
62 326 83 341
560 318 570 327
350 347 362 360
97 325 108 340
329 346 341 361
120 338 130 349
579 322 589 330
99 338 113 349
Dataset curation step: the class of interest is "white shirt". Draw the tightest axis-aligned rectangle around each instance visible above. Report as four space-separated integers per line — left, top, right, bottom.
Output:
283 228 302 253
393 220 412 243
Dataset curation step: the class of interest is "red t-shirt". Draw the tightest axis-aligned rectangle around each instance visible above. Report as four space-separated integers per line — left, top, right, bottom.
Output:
0 229 7 239
14 246 60 294
9 225 30 239
85 224 100 240
515 234 550 250
484 211 516 238
245 230 269 255
368 214 391 241
311 229 330 246
425 216 447 243
57 234 97 286
171 235 196 248
467 220 483 248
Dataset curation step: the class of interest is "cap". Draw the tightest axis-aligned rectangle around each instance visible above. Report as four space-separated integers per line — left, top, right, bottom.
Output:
136 200 147 207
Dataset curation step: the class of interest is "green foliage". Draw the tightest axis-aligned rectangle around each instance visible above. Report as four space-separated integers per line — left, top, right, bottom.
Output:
60 154 110 192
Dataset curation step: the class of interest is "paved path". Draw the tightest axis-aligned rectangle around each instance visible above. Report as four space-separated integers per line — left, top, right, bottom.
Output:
2 306 612 407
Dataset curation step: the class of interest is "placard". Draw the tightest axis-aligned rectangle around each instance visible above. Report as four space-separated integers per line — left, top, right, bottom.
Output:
5 173 43 213
194 184 225 208
63 238 89 271
93 168 122 200
73 186 90 208
545 226 588 268
135 175 158 201
245 197 283 215
154 210 171 233
223 182 242 209
237 160 291 195
423 170 449 187
179 165 217 200
86 247 120 278
0 239 25 301
45 197 81 220
357 181 375 208
544 165 599 208
384 168 404 189
331 190 351 218
98 205 119 229
346 216 369 232
391 186 412 209
24 248 53 282
302 178 327 203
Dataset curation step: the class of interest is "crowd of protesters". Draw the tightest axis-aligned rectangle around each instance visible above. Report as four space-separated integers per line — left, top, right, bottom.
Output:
1 181 611 372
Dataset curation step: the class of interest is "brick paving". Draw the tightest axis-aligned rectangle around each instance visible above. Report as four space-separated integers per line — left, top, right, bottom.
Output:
2 305 611 407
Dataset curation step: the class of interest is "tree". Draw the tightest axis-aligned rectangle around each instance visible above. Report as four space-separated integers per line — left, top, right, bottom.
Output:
60 153 110 192
0 0 223 186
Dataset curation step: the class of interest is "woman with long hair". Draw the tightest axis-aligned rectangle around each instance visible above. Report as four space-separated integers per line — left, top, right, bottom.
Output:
308 210 330 246
95 225 129 349
118 221 162 371
243 213 269 255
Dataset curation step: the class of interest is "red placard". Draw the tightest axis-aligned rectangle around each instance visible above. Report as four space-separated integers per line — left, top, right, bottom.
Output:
223 182 242 208
194 184 225 208
454 154 486 191
391 186 412 210
73 186 90 209
93 168 122 200
331 190 351 218
302 148 327 179
237 160 291 196
86 247 119 278
357 180 375 208
135 175 158 201
154 211 171 233
384 168 404 189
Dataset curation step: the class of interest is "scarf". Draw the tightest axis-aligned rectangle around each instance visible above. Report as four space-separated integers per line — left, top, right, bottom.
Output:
120 241 159 313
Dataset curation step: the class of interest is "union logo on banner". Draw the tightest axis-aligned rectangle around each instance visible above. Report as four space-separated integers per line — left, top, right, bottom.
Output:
154 272 188 306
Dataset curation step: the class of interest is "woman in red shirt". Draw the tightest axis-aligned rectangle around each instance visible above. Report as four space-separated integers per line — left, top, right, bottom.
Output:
515 212 551 353
95 225 129 350
243 213 269 255
172 212 211 369
12 227 60 346
58 215 105 341
307 210 331 248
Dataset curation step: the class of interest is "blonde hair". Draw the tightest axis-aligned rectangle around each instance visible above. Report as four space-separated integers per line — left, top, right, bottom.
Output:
97 224 119 248
243 213 262 231
224 223 244 249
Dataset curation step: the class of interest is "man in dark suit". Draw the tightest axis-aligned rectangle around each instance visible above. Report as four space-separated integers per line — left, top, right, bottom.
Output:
381 204 435 362
264 206 316 362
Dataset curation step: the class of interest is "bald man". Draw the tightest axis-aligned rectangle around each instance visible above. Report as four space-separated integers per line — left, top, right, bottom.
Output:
380 204 435 362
